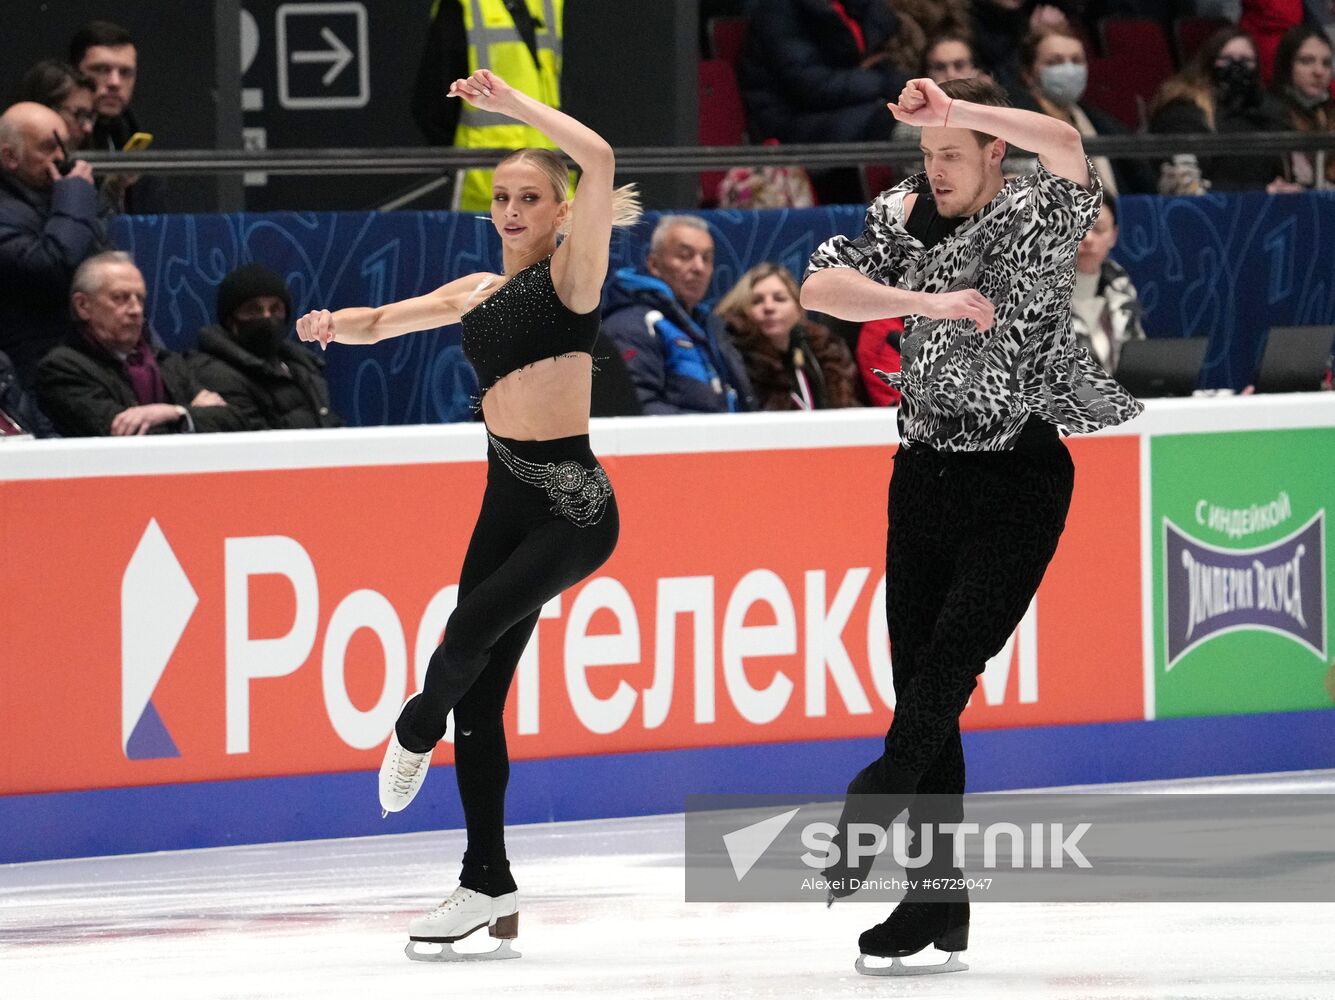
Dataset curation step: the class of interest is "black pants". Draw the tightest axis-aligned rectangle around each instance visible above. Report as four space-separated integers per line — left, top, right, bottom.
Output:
397 434 619 896
876 439 1075 863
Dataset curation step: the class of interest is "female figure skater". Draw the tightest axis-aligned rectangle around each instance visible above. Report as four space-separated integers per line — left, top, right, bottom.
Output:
297 68 638 961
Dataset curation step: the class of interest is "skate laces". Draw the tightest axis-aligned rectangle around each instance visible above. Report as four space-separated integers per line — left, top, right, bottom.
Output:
428 887 476 916
389 744 428 794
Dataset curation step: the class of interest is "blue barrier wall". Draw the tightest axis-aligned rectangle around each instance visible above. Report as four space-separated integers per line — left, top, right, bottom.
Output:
109 192 1335 426
5 709 1334 863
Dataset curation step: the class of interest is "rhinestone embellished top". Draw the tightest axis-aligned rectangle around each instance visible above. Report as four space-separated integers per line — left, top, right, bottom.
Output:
460 255 601 397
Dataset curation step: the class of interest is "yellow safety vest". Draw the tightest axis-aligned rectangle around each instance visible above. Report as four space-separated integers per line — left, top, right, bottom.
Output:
452 0 564 212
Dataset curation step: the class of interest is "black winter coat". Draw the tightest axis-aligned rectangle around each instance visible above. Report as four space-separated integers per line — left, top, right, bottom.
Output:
35 331 248 437
90 108 166 214
0 349 57 437
188 326 342 430
0 173 108 387
738 0 909 144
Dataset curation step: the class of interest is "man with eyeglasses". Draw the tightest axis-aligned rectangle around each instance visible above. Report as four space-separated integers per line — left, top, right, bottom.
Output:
0 101 107 390
69 20 163 213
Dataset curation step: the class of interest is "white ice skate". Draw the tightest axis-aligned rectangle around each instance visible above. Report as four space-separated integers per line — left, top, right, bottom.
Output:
378 707 431 817
854 951 969 977
404 887 520 963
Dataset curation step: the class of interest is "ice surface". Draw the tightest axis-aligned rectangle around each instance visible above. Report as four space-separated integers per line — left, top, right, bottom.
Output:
3 770 1333 1000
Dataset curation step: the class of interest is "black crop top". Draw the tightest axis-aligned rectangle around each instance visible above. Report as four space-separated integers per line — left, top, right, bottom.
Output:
461 255 601 395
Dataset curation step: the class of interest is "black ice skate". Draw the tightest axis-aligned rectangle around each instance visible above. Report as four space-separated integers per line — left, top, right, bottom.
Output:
822 757 914 905
855 897 969 976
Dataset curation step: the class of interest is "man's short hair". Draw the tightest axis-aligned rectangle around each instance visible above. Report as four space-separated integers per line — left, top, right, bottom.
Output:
71 250 137 298
648 214 711 258
69 21 136 66
938 77 1010 146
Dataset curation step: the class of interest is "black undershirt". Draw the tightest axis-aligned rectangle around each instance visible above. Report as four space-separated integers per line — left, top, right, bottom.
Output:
904 191 1059 452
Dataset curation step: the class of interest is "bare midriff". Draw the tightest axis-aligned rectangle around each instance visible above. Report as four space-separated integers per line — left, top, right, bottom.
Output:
479 353 594 440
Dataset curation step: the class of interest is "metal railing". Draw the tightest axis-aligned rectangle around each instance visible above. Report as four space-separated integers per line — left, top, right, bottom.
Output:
77 132 1335 176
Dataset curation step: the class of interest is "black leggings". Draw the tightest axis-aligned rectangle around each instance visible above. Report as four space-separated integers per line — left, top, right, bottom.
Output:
872 440 1074 859
397 433 619 896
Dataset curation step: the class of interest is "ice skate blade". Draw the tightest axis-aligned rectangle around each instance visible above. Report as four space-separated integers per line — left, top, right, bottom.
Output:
855 952 968 977
405 939 521 963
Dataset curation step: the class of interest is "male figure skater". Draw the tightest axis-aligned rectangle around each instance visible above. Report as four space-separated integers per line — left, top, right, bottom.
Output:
802 75 1142 975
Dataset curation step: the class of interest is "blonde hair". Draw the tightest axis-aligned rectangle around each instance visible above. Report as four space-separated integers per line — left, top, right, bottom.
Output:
715 262 805 325
496 147 642 236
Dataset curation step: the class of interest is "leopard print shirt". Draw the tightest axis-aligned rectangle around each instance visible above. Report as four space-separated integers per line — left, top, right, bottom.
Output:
807 160 1144 451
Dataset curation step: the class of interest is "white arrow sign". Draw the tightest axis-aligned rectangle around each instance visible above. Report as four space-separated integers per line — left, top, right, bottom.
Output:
276 3 370 110
293 26 353 85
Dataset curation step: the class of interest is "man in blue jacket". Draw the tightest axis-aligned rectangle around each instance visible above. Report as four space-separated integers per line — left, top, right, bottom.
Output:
602 215 755 415
0 101 108 388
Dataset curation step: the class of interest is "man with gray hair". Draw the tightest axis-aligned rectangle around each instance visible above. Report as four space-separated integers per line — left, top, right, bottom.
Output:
36 252 244 437
601 215 754 415
0 101 107 388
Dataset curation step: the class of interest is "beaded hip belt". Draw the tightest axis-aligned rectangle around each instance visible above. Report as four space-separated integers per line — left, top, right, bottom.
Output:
487 434 613 527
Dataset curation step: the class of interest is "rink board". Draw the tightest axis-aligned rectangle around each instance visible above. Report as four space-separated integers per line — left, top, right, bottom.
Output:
3 399 1334 862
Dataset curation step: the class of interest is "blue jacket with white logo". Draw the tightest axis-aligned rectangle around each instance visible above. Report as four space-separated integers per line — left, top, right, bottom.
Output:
601 269 755 416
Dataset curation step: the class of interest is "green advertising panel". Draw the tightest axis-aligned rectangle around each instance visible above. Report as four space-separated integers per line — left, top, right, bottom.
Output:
1151 429 1333 718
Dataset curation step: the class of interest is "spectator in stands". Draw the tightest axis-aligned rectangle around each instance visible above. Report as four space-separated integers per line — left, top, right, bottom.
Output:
716 263 859 411
1271 24 1335 187
923 35 983 84
970 1 1077 92
1241 0 1306 84
411 0 565 212
1071 194 1146 375
892 34 987 156
602 215 754 415
36 252 242 437
1148 26 1295 192
0 349 57 437
70 21 162 214
883 0 973 86
17 60 97 150
737 0 911 201
0 101 107 389
188 264 342 430
856 319 904 407
1013 26 1157 194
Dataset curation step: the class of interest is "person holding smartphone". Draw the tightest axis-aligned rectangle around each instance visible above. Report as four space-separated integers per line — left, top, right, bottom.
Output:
69 20 163 213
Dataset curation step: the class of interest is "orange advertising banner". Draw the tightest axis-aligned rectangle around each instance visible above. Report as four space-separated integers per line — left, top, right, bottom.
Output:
0 430 1142 796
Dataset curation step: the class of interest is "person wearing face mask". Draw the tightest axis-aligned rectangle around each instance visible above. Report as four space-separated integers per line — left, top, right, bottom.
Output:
1271 24 1335 188
715 262 859 411
188 264 341 430
968 0 1078 95
1014 26 1156 195
1148 26 1292 192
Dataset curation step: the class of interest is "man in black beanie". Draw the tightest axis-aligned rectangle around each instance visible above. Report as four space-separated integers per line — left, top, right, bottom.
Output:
188 262 342 430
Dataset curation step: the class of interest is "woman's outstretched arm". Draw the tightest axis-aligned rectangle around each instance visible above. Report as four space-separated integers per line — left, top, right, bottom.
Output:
449 68 616 312
295 272 487 349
